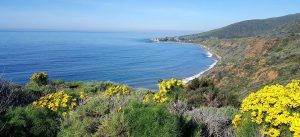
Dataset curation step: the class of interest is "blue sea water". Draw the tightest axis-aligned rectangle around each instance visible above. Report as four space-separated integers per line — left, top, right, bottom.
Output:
0 31 215 89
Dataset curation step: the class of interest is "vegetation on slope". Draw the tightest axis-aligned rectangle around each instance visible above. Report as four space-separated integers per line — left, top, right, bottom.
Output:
200 34 300 97
157 12 300 98
0 73 238 137
151 13 300 136
180 13 300 40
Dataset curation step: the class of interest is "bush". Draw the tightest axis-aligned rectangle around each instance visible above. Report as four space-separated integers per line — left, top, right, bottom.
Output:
96 112 128 137
52 79 64 85
79 82 114 93
32 90 84 116
145 78 185 103
233 80 300 137
30 72 48 86
186 106 238 137
24 81 56 96
0 80 37 113
64 81 84 88
183 78 240 107
0 106 59 137
58 96 111 137
0 80 16 113
124 102 181 137
234 114 261 137
187 78 214 91
103 85 130 98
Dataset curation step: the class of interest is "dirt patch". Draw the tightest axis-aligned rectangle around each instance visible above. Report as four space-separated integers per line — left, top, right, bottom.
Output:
258 59 266 66
251 67 268 82
245 39 266 58
236 68 246 78
251 68 278 82
267 70 279 81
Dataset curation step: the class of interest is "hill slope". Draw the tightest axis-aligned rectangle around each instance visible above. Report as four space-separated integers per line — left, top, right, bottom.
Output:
158 13 300 98
179 13 300 41
202 34 300 97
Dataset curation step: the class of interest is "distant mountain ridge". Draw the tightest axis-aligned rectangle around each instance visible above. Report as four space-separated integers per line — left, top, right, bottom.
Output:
180 13 300 40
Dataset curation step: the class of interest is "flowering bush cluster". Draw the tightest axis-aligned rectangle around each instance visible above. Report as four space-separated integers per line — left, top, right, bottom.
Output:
103 85 130 98
144 78 185 103
30 72 48 85
32 90 87 116
233 80 300 137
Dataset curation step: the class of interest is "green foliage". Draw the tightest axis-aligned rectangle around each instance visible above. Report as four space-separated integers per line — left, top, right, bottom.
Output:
78 82 114 93
30 72 48 86
58 89 146 137
187 78 215 91
279 126 293 137
179 13 300 40
234 114 261 137
52 79 64 85
64 81 84 88
96 112 128 137
183 78 240 107
24 81 55 96
58 97 110 137
124 102 180 137
186 106 239 137
179 115 204 137
187 78 201 90
0 106 59 137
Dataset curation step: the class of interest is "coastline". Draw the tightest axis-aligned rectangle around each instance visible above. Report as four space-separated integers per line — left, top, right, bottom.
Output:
152 39 221 83
182 43 220 83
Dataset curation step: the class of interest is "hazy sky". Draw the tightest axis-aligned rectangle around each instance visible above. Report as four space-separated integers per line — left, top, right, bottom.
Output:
0 0 299 32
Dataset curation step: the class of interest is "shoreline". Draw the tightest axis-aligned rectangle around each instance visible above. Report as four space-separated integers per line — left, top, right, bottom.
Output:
152 40 221 83
182 43 220 83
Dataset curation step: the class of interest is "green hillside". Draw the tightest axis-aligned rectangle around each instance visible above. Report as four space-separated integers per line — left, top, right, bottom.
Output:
157 13 300 97
179 13 300 40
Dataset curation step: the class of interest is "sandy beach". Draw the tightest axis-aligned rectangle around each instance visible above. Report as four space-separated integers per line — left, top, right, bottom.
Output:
182 43 221 83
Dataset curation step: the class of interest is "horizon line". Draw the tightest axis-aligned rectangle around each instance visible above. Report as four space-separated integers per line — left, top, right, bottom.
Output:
0 28 206 34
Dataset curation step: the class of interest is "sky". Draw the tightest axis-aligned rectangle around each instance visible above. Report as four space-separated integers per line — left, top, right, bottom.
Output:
0 0 299 32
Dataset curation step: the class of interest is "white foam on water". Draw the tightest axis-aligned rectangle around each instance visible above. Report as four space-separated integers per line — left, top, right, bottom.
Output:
182 52 218 83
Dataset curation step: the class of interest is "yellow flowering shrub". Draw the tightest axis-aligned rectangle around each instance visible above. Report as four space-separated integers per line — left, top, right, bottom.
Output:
232 114 242 128
103 85 130 98
32 90 87 116
30 72 48 85
79 91 88 99
145 78 185 103
143 93 152 102
233 80 300 137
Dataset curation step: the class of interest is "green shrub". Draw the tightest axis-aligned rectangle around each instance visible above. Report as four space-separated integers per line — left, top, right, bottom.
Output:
0 106 59 137
186 107 238 137
183 78 240 107
78 82 116 94
30 72 48 86
80 86 97 93
124 102 180 137
234 114 261 137
52 79 64 85
179 115 204 137
58 97 110 137
86 82 114 92
64 81 84 88
96 112 128 137
24 81 55 96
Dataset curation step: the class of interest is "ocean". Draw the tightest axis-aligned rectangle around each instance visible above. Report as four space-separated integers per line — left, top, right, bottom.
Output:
0 31 215 89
